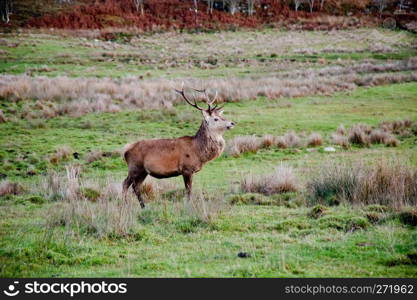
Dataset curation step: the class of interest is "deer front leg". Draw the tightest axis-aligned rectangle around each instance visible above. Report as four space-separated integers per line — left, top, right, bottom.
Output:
183 173 193 201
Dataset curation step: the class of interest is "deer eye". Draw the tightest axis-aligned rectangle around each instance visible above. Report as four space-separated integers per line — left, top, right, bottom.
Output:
214 118 219 121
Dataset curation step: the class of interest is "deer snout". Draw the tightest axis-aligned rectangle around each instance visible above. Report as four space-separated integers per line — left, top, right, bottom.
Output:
227 121 236 130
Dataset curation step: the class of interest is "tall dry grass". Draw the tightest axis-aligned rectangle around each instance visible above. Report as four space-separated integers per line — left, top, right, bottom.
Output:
329 120 416 148
40 165 226 238
226 136 261 157
1 58 416 119
240 165 299 196
308 160 417 208
225 129 310 157
0 180 24 196
38 165 140 238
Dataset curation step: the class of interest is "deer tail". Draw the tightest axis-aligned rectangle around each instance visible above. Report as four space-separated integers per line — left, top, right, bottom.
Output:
122 142 136 161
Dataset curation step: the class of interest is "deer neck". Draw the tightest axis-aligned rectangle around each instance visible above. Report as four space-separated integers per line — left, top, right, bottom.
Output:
194 121 225 163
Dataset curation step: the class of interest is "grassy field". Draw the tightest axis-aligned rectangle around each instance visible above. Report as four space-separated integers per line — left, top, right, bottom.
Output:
0 28 416 277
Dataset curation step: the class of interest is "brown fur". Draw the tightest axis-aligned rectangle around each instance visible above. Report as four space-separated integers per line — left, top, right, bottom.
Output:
123 107 234 208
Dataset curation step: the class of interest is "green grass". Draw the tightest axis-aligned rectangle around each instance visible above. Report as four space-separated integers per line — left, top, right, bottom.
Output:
1 82 416 186
0 28 416 277
0 201 416 277
1 28 416 78
1 82 416 277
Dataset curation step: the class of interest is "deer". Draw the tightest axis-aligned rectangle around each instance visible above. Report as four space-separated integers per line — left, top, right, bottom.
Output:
122 86 235 208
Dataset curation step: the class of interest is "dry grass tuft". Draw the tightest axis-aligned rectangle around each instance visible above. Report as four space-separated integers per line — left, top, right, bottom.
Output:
0 180 24 196
381 119 417 138
369 129 390 144
275 136 288 149
47 195 140 239
385 136 400 147
330 133 350 148
85 151 103 163
336 124 347 135
348 124 370 146
308 160 417 208
0 109 6 123
368 128 399 147
40 165 140 238
240 165 299 196
283 131 301 148
261 135 275 149
139 182 157 202
185 191 228 223
307 132 323 147
49 145 73 164
226 135 261 157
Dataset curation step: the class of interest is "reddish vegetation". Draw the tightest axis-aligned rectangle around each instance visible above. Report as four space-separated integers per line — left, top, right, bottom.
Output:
25 0 372 33
27 0 257 31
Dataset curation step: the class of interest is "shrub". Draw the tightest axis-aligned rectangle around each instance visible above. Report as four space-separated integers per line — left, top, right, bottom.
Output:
240 165 299 196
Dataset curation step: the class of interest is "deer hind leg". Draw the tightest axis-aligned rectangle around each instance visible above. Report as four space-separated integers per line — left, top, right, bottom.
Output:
183 173 193 201
132 172 148 208
122 176 133 201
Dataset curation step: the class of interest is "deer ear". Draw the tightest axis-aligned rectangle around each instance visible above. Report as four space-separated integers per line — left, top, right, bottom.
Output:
217 110 224 116
201 110 211 120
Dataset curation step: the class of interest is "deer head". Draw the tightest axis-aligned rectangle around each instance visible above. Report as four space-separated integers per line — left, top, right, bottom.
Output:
175 85 235 133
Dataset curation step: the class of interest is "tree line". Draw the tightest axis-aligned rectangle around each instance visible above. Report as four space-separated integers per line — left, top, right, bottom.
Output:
1 0 415 24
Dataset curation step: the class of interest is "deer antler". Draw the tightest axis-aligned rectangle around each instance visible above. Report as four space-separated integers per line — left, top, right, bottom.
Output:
192 88 221 113
175 83 204 111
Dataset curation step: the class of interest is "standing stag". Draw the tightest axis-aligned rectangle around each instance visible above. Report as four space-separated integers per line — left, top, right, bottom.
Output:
123 86 235 208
